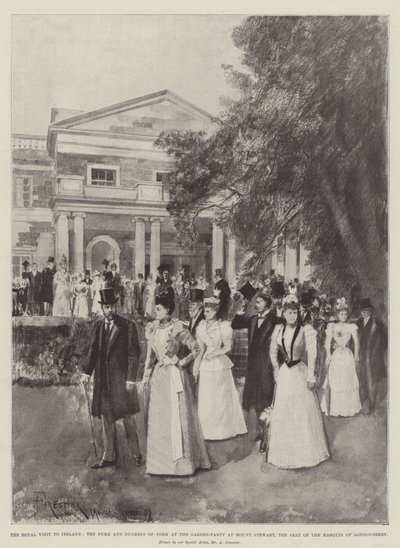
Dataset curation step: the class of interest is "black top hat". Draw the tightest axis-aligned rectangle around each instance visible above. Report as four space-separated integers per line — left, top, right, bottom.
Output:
294 277 299 284
360 297 373 309
22 260 30 268
214 268 223 277
85 270 91 276
271 281 285 297
102 258 110 267
99 288 118 305
301 292 312 306
48 256 54 263
189 288 204 302
239 281 257 301
270 269 275 276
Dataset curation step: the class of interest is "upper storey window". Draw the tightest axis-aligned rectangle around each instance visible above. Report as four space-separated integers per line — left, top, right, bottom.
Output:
91 168 116 186
87 164 120 187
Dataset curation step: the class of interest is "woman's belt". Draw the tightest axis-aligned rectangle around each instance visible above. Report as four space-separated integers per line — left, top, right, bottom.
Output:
285 359 301 368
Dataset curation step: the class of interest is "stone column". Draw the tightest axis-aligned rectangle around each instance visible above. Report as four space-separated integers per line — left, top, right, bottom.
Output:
134 217 146 278
299 243 312 282
227 236 237 286
285 240 298 282
149 217 161 276
72 212 86 274
271 237 279 274
55 212 70 267
212 223 224 276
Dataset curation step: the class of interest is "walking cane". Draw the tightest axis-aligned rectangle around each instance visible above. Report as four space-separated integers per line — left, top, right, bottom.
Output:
82 381 99 459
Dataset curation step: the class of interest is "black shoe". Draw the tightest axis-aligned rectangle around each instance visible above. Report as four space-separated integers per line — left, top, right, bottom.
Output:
259 440 266 453
135 455 144 467
91 460 115 469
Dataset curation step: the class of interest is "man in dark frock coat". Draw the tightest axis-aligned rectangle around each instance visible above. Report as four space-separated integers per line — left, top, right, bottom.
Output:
232 290 283 452
41 257 56 316
28 263 42 315
356 298 387 414
81 288 143 468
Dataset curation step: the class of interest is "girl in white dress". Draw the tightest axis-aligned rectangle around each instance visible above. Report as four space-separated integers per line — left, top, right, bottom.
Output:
268 295 330 469
194 297 247 441
320 298 361 417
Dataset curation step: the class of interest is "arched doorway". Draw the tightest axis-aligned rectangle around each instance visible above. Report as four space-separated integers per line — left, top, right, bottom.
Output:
86 235 120 273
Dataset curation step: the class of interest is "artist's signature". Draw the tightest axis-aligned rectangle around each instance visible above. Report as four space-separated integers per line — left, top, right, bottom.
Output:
33 492 152 522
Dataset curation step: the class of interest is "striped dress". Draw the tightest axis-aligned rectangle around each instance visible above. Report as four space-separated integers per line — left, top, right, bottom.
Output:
145 320 210 476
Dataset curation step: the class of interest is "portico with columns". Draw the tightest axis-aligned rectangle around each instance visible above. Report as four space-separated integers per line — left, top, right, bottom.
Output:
13 89 310 283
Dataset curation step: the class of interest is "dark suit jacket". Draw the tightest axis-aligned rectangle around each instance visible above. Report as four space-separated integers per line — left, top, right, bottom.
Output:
83 314 141 420
189 310 205 337
356 316 387 404
40 267 55 303
232 312 283 411
29 271 42 305
134 282 145 312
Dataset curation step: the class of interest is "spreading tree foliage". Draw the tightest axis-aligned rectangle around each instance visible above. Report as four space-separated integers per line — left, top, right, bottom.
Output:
156 16 387 314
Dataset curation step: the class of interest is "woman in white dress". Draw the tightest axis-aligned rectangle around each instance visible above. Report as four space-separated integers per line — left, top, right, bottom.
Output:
142 287 210 476
320 298 361 417
91 271 103 316
73 273 89 319
267 295 330 469
52 265 72 317
194 297 247 441
144 274 156 320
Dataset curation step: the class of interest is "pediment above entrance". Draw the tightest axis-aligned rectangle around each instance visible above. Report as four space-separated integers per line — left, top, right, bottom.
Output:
50 90 213 136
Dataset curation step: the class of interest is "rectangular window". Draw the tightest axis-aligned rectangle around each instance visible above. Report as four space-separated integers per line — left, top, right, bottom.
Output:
155 171 170 183
91 168 116 186
14 177 33 207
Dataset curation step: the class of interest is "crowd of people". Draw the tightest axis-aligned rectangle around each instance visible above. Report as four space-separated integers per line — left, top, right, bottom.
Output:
12 256 216 320
79 264 387 476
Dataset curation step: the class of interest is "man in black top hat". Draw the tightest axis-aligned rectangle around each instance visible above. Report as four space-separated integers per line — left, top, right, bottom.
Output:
300 292 313 324
213 268 231 320
81 288 143 468
232 288 283 452
271 281 285 318
41 257 56 316
356 298 387 414
28 262 42 316
134 273 145 316
21 260 31 315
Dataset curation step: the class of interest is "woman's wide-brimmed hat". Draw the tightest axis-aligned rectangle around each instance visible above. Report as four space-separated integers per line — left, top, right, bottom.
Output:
99 288 119 305
155 286 175 309
204 296 220 308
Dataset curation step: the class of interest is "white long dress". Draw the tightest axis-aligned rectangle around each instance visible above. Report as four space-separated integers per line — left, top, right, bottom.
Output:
52 271 71 317
195 320 247 441
268 323 330 469
73 281 89 318
91 278 103 316
320 322 361 417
